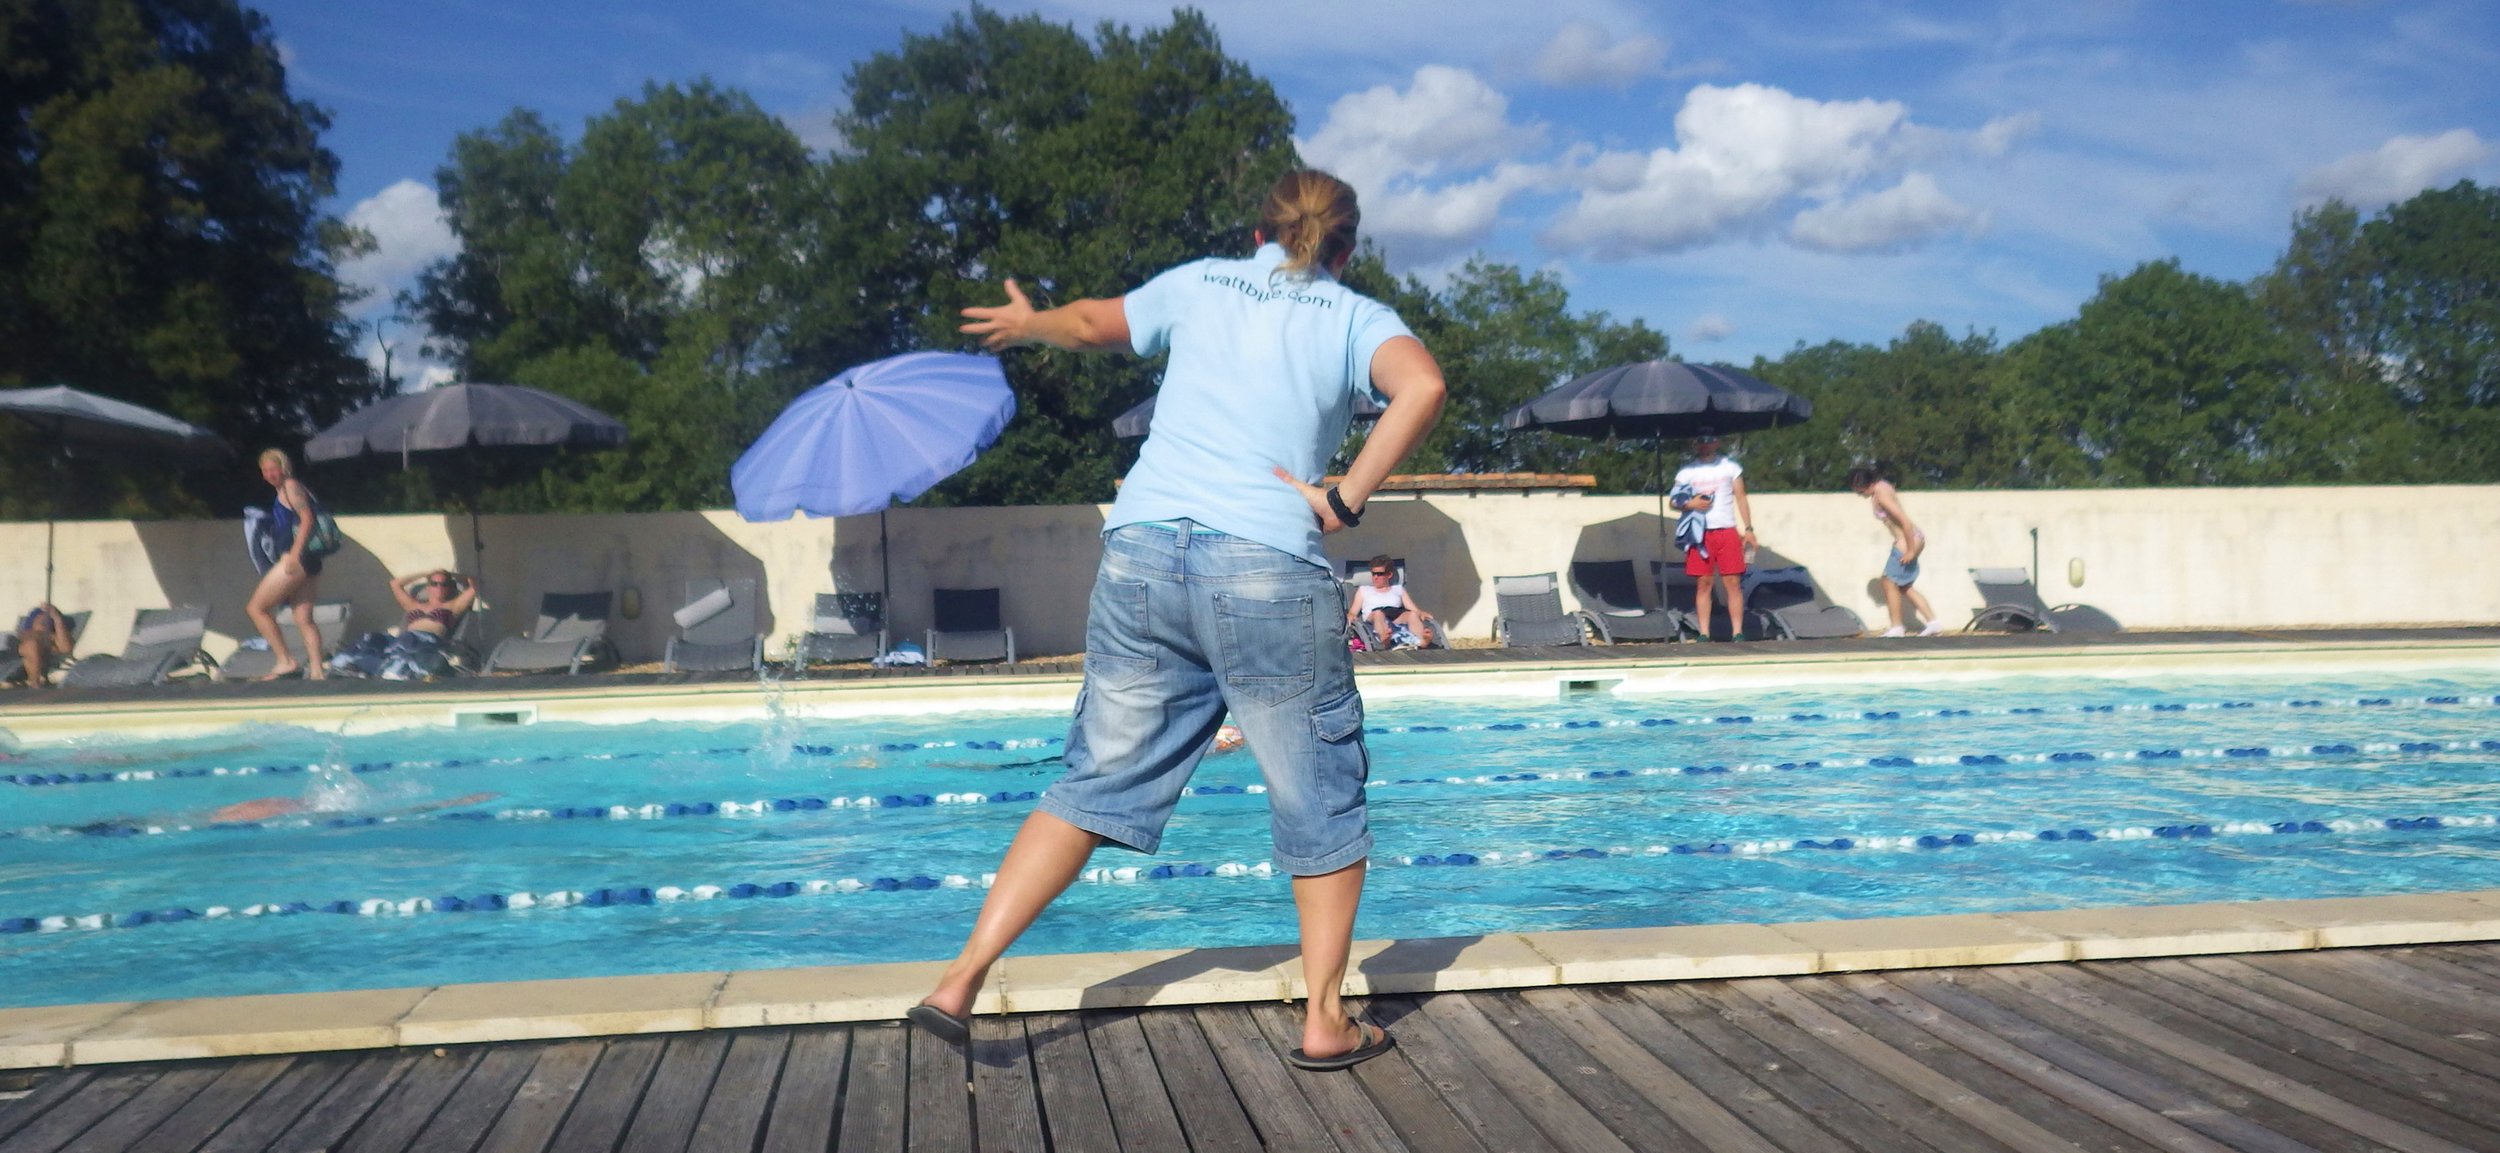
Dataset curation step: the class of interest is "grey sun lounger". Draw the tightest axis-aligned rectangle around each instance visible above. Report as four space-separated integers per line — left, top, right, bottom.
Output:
2 609 91 686
1492 572 1600 647
1340 557 1447 650
484 591 620 674
1569 559 1679 643
217 600 353 680
60 606 213 687
665 579 765 674
1740 565 1865 640
1967 567 2122 634
927 587 1015 664
794 592 885 665
1654 563 1739 641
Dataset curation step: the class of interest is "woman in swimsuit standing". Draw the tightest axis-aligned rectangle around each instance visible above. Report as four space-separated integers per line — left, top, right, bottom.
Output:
1848 464 1944 637
244 449 326 679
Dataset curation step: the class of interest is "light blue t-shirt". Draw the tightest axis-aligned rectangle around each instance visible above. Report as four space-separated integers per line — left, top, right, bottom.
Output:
1111 244 1414 565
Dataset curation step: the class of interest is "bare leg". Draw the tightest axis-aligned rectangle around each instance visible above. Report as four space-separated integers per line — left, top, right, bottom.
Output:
1693 575 1716 640
17 636 43 687
1293 859 1370 1057
1367 608 1393 646
1904 584 1936 627
290 588 325 680
244 570 301 678
1882 580 1906 630
1723 575 1746 640
922 811 1101 1017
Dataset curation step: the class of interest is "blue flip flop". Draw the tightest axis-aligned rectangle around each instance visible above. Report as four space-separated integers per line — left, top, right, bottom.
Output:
1285 1019 1394 1072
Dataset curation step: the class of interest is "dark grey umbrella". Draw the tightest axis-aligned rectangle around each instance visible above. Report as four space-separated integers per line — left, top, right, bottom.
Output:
303 382 627 560
1113 390 1384 438
1500 360 1810 440
1503 361 1811 600
0 386 232 601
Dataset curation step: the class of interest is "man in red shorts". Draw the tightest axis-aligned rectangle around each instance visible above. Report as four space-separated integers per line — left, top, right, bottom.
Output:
1672 427 1756 640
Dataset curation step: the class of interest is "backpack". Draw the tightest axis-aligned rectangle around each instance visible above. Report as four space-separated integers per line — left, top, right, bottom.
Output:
303 491 343 558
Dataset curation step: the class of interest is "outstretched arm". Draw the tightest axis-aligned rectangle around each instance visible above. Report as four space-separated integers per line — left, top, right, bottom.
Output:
960 279 1132 353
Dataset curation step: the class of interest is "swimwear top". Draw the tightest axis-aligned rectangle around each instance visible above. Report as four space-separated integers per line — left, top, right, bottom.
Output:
405 607 457 630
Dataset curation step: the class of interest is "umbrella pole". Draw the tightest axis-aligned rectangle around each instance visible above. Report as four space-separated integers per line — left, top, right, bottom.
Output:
879 509 891 610
45 438 64 605
1653 436 1667 603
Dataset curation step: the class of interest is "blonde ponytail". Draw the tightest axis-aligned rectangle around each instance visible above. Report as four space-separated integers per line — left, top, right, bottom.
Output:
1260 169 1360 277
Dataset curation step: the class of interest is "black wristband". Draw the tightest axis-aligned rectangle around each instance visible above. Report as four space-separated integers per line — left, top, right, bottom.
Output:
1326 485 1362 527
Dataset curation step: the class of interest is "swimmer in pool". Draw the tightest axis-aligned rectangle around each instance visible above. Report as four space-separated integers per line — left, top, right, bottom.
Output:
207 791 501 825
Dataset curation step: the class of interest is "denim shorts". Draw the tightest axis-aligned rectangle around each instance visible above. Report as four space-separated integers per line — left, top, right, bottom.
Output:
1884 547 1920 587
1039 521 1371 875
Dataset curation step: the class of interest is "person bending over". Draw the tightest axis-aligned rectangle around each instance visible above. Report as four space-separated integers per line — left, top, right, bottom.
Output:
910 169 1446 1073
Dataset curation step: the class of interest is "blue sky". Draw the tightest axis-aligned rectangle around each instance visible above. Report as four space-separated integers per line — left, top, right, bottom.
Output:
265 0 2500 384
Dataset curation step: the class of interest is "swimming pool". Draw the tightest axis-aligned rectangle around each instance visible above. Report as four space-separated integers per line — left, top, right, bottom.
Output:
4 668 2498 1009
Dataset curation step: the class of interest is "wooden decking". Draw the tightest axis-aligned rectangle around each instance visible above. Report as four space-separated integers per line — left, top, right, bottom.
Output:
8 943 2500 1151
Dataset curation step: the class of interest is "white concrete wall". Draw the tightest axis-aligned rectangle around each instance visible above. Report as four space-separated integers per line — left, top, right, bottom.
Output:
5 485 2494 663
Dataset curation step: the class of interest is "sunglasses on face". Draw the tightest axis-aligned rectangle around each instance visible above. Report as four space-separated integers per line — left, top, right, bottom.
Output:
1370 570 1391 577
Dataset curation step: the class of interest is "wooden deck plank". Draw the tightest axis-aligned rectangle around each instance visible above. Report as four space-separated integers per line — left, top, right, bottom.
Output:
1985 965 2485 1153
1880 970 2327 1153
545 1036 666 1153
2231 953 2500 1054
1469 990 1713 1153
689 1028 791 1153
337 1046 484 1153
619 1032 732 1153
192 1053 361 1153
1728 978 2082 1153
1133 1004 1263 1153
2090 962 2500 1142
474 1040 604 1153
1684 981 2016 1153
1631 983 1943 1153
0 1067 159 1153
835 1024 907 1153
52 1066 218 1153
1248 1001 1471 1153
1077 1010 1194 1153
1359 996 1558 1153
2161 957 2500 1083
1778 976 2161 1153
759 1028 847 1153
969 1018 1044 1153
1411 989 1638 1153
1020 1014 1119 1153
269 1049 424 1153
402 1044 548 1153
904 1022 971 1153
125 1055 295 1153
1573 986 1844 1153
1189 1004 1341 1153
1512 987 1776 1153
0 1070 99 1146
2370 948 2500 1007
2265 952 2500 1038
1830 974 2241 1153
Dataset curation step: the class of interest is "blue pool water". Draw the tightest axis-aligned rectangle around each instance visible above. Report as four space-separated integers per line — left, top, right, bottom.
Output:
3 670 2498 1009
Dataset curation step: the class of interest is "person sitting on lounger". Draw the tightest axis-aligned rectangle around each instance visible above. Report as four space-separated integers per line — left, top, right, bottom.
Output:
1346 555 1437 649
332 570 480 680
14 603 72 688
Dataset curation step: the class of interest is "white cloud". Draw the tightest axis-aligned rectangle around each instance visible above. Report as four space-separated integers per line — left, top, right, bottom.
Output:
1543 83 1922 255
1687 313 1733 342
339 179 457 300
1789 173 1984 253
1299 66 1551 258
1534 21 1667 89
2296 128 2491 207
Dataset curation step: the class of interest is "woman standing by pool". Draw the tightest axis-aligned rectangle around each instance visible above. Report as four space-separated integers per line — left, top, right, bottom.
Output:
1848 463 1945 636
246 448 329 680
911 170 1446 1072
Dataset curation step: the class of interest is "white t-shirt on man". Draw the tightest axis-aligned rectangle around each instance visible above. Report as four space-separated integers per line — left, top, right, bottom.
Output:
1674 456 1744 530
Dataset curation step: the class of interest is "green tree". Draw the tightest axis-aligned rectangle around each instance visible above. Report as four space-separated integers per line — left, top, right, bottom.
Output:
0 0 370 517
825 6 1300 506
1997 260 2291 486
413 82 828 511
2362 181 2500 480
1746 322 2009 492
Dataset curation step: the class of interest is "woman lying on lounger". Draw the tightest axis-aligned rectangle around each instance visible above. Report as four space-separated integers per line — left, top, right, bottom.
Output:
911 169 1447 1073
330 570 482 680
